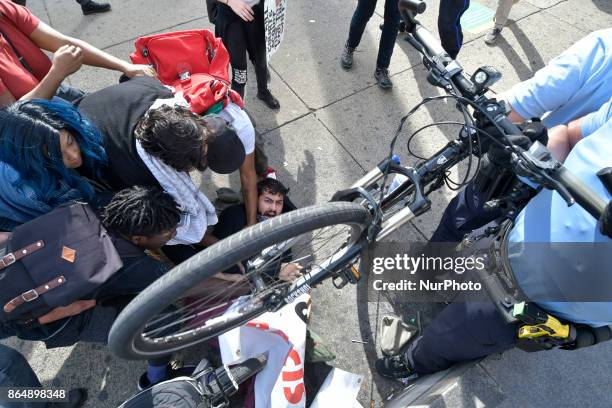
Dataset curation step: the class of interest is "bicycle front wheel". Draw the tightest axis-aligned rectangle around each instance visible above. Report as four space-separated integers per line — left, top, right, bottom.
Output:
108 201 371 360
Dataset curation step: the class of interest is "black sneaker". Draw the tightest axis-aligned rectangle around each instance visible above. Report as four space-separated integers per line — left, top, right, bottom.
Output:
138 364 197 390
257 88 280 109
340 44 355 70
48 388 87 408
374 67 393 90
81 1 111 15
375 354 417 380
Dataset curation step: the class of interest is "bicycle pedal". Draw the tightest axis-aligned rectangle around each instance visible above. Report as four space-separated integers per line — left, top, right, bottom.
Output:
332 264 361 289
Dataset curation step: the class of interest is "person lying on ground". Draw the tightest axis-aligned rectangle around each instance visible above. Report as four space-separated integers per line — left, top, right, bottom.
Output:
0 0 154 107
213 178 302 283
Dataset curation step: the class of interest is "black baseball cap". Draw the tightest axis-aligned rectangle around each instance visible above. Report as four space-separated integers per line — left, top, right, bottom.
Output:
203 114 246 174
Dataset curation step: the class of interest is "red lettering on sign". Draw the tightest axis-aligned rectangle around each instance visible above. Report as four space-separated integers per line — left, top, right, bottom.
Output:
282 348 304 404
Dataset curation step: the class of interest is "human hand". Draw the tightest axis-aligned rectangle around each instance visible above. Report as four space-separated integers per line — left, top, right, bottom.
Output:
487 134 532 168
227 0 254 22
50 45 83 78
123 63 157 78
279 263 303 282
38 299 96 325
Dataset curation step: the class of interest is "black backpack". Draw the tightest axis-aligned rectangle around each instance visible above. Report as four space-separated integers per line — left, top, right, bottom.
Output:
0 203 123 324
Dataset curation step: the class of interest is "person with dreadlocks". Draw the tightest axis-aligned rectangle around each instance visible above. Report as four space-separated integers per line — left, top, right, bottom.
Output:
0 186 193 390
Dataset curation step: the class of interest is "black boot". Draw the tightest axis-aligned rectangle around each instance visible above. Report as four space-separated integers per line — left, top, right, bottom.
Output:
81 1 111 15
257 88 280 110
340 43 355 70
374 67 393 90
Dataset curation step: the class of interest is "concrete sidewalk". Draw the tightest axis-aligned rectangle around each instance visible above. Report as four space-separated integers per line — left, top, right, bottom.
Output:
2 0 611 406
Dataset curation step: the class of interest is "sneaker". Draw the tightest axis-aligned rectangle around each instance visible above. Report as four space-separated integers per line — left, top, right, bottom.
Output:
81 1 111 15
256 89 280 110
374 67 393 90
138 364 197 390
48 388 87 408
375 354 417 380
340 44 355 70
484 27 502 45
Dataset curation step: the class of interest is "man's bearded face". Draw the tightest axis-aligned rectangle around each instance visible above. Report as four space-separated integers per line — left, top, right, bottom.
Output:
258 191 284 218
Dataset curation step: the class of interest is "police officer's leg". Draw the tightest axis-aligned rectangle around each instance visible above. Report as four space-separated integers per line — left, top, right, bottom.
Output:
404 301 516 374
429 182 500 243
438 0 470 59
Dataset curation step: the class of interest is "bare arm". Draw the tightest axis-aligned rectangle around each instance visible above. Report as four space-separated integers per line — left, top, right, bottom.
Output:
29 22 156 78
0 90 16 108
545 117 585 163
239 153 258 226
19 45 83 101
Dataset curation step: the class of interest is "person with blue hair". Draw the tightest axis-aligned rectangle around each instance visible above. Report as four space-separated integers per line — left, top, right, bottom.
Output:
0 99 107 231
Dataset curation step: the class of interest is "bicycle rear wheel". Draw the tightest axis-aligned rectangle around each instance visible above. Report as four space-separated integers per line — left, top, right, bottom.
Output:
109 201 370 360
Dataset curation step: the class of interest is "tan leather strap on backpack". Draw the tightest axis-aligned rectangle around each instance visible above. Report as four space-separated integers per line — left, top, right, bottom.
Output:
3 275 66 314
0 241 45 270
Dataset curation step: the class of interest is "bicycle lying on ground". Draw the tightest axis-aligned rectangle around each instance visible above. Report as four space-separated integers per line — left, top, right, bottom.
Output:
108 0 607 360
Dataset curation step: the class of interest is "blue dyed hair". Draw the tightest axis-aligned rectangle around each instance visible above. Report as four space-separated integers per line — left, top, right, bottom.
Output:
0 99 107 204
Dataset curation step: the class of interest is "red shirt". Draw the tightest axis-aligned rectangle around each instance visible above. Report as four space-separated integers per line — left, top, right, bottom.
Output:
0 0 52 98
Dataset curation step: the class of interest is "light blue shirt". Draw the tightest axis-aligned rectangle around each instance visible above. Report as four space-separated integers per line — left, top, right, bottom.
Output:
507 28 612 128
508 113 612 327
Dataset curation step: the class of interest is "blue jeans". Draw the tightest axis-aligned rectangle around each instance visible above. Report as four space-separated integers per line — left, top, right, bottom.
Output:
0 345 45 408
55 84 86 103
346 0 401 69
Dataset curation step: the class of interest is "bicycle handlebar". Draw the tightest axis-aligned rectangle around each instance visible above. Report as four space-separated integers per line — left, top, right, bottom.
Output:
393 0 606 221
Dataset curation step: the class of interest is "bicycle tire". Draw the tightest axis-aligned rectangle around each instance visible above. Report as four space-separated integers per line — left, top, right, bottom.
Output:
109 201 370 360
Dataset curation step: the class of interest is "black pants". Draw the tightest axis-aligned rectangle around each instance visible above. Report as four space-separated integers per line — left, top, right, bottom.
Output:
216 3 268 98
438 0 471 59
346 0 401 69
404 301 517 374
430 181 500 243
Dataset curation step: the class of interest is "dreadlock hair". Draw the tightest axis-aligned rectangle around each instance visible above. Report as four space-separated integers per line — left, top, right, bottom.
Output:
134 105 211 172
0 100 107 204
257 178 289 197
101 186 181 238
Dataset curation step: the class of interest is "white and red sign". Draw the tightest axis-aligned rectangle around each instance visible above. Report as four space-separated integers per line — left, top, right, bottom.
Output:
219 294 310 408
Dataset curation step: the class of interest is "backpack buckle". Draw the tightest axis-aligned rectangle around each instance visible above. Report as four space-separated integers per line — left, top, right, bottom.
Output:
21 289 39 302
0 253 15 268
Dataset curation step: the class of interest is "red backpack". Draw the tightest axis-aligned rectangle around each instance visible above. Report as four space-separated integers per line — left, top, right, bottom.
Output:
130 29 243 114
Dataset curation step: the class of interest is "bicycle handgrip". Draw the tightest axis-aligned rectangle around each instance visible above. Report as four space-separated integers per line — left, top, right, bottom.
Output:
553 166 607 220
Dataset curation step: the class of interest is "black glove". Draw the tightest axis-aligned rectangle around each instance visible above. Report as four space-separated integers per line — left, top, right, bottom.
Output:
486 134 532 168
475 118 548 158
600 201 612 239
520 119 548 146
